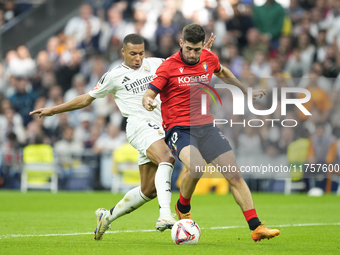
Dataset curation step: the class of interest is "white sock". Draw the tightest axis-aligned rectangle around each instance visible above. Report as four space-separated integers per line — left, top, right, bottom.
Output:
155 162 174 218
109 186 151 222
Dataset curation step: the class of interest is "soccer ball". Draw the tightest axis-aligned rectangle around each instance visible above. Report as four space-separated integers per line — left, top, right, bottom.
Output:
171 219 201 245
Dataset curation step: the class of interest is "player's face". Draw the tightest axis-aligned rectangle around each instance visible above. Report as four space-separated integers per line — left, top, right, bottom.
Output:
122 43 145 69
180 39 203 64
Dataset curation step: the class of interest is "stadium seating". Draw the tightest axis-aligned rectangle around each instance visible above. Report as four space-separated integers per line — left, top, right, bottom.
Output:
20 144 57 193
111 142 140 193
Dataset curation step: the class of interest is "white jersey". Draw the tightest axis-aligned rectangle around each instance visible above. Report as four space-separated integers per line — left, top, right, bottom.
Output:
89 57 163 123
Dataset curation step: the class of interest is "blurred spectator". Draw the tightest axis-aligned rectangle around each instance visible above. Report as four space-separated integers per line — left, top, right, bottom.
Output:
309 8 324 39
225 44 243 78
242 28 268 62
106 5 127 43
265 127 295 157
46 36 61 64
313 29 328 63
2 0 15 24
0 98 23 124
0 8 5 28
305 122 337 187
285 48 309 78
86 125 101 149
0 62 6 93
86 0 115 19
154 33 175 59
93 123 126 154
226 2 253 50
297 32 315 71
253 0 285 43
34 51 56 96
7 46 36 79
332 54 340 104
236 124 263 157
0 108 26 144
270 35 293 61
125 8 157 47
321 0 340 48
9 78 37 126
64 3 101 46
297 71 332 122
261 59 293 91
0 132 22 188
210 1 229 49
298 62 332 94
155 8 179 46
26 118 49 145
322 45 339 78
74 112 93 145
181 0 217 24
56 48 82 93
51 112 70 143
64 74 87 103
43 85 63 131
54 125 84 167
250 51 271 78
59 36 77 65
163 0 189 29
94 116 107 134
288 0 305 25
85 55 107 91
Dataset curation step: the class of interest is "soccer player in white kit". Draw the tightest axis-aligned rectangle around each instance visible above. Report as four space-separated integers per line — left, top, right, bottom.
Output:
30 33 215 240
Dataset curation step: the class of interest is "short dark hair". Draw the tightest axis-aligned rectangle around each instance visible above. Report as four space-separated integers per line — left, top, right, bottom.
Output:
182 24 205 44
123 34 144 47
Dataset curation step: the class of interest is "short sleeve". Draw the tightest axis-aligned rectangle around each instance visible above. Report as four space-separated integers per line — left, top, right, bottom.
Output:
205 50 221 73
89 71 113 98
209 51 221 73
149 60 170 93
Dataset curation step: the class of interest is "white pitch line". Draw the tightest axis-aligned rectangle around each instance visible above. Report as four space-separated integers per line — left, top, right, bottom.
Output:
1 222 339 239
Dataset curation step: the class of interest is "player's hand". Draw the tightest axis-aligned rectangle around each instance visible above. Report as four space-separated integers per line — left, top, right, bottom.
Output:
203 33 216 51
143 97 157 111
29 108 55 118
252 89 266 100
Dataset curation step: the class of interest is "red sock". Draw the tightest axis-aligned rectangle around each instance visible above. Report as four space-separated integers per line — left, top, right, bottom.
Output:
179 193 191 205
243 209 258 222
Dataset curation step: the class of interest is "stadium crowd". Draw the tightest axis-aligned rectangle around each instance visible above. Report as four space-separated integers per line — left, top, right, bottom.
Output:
0 0 340 191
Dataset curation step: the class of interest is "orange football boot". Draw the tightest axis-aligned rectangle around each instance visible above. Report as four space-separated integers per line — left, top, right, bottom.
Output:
251 222 280 242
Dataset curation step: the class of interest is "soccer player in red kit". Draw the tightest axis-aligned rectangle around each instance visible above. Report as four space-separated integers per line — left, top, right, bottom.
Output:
143 24 280 242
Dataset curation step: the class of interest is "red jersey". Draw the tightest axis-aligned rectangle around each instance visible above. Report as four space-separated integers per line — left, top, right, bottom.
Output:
149 49 221 131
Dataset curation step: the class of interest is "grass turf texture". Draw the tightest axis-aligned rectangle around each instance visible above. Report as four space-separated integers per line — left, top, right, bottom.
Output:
0 191 339 255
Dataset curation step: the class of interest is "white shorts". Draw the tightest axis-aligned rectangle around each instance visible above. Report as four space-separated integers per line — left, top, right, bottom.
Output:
126 118 165 165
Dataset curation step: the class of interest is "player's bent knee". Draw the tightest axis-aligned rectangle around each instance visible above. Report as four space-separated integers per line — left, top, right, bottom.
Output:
227 177 245 187
161 155 175 165
141 186 157 199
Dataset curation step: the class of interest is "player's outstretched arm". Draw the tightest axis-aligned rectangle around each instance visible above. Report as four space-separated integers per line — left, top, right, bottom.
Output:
142 89 158 111
29 94 96 118
214 65 266 100
203 33 216 51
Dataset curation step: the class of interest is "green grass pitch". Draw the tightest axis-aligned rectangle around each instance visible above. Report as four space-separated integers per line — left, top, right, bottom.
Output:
0 191 339 255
